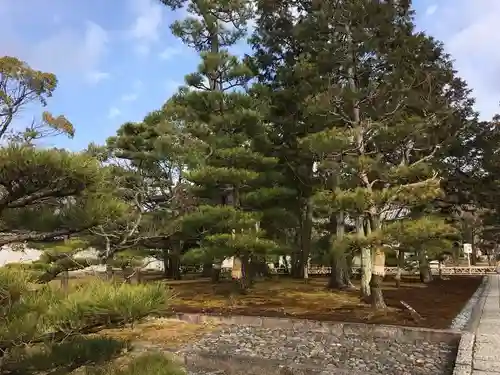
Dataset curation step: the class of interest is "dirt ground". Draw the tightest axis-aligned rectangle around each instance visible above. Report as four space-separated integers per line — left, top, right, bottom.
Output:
167 275 482 329
51 272 482 329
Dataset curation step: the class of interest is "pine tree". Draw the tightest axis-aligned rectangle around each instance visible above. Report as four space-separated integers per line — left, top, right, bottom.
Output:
249 0 325 280
106 113 199 280
253 0 477 308
160 0 278 290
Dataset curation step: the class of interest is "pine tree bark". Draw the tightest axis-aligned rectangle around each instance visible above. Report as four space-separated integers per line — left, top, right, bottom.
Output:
211 263 221 283
343 253 355 289
162 249 169 277
238 255 250 294
359 217 371 300
328 211 351 289
418 251 433 283
300 197 313 281
370 246 387 309
395 250 405 288
202 263 213 277
329 251 347 289
167 242 182 280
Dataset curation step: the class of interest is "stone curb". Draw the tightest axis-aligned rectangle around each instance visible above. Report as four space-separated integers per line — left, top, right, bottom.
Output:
464 275 489 332
169 312 461 345
451 275 489 331
453 332 475 375
451 275 492 375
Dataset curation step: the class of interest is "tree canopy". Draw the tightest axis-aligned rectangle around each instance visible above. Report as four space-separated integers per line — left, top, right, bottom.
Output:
2 0 500 314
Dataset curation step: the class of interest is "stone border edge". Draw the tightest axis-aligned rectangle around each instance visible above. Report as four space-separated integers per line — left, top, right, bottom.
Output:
169 312 461 345
453 332 475 375
450 275 489 331
465 275 489 333
451 275 492 375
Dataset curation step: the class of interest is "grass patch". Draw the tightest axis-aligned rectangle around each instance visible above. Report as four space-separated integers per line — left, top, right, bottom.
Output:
97 318 219 350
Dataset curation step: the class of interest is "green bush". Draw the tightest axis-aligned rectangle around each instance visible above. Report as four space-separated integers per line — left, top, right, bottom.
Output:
0 267 175 374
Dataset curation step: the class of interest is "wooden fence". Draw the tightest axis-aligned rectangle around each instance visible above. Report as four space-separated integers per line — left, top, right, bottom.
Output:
217 265 498 276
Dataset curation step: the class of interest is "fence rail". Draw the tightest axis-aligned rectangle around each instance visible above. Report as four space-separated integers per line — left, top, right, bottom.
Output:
217 265 498 276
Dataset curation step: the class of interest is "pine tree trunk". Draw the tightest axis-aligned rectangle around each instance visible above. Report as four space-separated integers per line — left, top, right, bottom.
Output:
170 254 181 280
211 263 221 283
343 253 355 289
328 251 347 289
300 198 313 281
291 251 301 278
253 259 271 279
202 263 213 277
371 246 387 309
359 217 371 300
419 251 433 283
370 274 386 309
169 242 182 280
395 250 404 288
162 249 169 277
239 256 250 294
328 211 349 290
360 248 372 298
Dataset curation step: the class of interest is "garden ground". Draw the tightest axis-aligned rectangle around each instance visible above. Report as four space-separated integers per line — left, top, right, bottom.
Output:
52 273 482 330
168 275 482 329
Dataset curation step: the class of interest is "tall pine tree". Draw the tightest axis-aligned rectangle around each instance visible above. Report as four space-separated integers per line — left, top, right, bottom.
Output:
252 0 476 308
160 0 278 290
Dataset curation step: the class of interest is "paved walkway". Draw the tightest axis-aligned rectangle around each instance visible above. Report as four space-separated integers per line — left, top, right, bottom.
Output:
472 274 500 374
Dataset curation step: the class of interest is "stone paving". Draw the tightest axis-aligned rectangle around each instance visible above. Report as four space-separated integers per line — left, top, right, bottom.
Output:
454 274 500 375
472 274 500 374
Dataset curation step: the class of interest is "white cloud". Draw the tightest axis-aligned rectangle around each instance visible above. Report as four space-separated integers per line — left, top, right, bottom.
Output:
420 0 500 120
86 70 110 85
121 93 138 102
0 15 109 85
127 0 164 56
30 21 108 74
159 47 181 60
425 5 438 16
108 107 121 119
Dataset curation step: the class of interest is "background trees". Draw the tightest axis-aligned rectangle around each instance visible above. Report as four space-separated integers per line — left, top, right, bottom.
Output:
2 0 500 318
0 58 182 375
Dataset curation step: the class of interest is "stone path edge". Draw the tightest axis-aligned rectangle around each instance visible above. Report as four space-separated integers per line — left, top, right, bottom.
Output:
168 312 461 345
452 275 489 331
452 275 491 375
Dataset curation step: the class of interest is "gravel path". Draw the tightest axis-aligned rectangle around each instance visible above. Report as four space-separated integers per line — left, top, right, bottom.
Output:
181 325 456 375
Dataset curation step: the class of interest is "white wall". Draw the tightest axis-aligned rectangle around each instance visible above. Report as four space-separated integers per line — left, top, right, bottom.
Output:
0 246 43 265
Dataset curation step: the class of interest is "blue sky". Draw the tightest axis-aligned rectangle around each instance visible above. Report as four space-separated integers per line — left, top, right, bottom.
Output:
1 0 499 151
